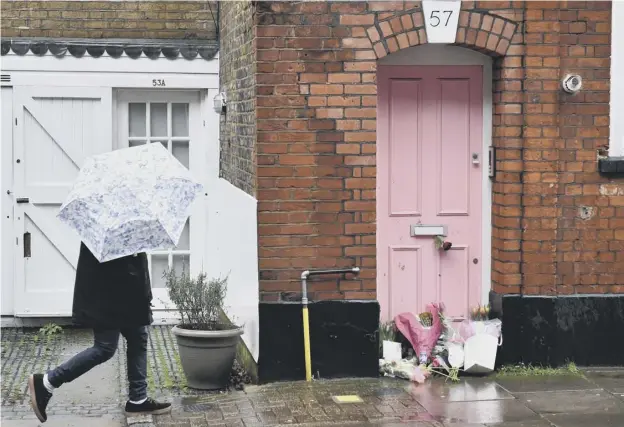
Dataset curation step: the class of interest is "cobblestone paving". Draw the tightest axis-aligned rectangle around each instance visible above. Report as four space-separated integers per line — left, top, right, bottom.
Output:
1 326 217 423
1 328 92 406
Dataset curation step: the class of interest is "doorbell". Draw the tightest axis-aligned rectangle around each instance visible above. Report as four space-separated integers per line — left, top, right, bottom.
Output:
562 74 582 94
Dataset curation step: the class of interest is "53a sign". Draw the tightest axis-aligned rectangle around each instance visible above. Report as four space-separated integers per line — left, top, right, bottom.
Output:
422 0 462 44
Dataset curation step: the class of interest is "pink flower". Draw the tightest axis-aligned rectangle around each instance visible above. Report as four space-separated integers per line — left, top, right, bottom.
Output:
394 304 443 363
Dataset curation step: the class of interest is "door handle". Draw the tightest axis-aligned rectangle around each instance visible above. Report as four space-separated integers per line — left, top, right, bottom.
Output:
472 153 480 165
16 197 29 204
24 232 31 258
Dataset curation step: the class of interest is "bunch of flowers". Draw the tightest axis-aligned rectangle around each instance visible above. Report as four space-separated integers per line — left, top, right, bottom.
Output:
470 304 490 321
394 303 443 365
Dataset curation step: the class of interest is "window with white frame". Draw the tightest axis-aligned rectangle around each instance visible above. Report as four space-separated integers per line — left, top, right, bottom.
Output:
126 101 191 288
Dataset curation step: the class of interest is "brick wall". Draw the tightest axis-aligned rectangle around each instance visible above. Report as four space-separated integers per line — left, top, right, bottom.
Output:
252 1 615 302
1 1 217 39
554 4 614 294
218 1 257 196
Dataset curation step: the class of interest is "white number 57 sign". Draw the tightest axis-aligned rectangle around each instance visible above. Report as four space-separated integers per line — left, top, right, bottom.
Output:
422 0 462 44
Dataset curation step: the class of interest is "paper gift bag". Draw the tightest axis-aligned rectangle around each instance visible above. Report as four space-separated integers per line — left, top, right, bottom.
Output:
463 334 498 374
382 340 402 362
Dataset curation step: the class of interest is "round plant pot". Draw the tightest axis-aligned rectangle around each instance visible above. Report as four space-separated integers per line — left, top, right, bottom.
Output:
172 325 244 390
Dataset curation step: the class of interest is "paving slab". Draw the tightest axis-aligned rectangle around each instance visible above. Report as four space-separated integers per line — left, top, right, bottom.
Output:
127 414 156 426
582 369 624 395
406 378 513 403
281 423 439 427
443 422 552 427
0 414 125 427
414 399 540 425
543 412 624 427
516 389 624 415
51 355 121 405
494 375 596 394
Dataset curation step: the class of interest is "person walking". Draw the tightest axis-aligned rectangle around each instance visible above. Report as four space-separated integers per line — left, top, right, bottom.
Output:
28 242 171 423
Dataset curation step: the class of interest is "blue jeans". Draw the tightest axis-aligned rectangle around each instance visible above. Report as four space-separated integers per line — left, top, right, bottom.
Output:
47 327 148 402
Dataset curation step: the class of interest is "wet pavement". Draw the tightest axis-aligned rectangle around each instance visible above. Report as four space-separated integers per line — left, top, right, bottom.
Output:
2 327 624 426
152 373 624 427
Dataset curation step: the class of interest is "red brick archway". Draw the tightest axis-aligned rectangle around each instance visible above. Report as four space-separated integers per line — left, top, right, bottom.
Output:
358 8 522 297
365 10 518 58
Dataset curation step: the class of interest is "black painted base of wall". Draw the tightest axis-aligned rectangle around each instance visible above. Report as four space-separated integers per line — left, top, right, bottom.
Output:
258 301 380 383
490 292 624 367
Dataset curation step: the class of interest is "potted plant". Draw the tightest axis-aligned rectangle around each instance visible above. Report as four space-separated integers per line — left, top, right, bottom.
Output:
165 268 244 390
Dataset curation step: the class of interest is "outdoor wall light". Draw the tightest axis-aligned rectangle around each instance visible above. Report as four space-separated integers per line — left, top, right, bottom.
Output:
562 74 583 94
213 92 227 114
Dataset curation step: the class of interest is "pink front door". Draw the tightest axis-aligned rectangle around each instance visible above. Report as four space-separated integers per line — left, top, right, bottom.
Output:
377 65 483 321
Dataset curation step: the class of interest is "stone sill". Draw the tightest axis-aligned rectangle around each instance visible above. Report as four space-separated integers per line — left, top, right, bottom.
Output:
598 157 624 176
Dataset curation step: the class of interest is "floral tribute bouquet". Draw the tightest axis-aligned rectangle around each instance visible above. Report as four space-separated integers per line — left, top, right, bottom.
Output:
394 303 444 365
459 304 502 342
380 303 463 382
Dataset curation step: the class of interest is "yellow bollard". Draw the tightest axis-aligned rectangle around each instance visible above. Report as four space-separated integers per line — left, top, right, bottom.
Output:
302 305 312 382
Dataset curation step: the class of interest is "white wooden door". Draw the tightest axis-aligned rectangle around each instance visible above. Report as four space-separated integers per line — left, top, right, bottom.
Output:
117 91 205 315
13 87 113 316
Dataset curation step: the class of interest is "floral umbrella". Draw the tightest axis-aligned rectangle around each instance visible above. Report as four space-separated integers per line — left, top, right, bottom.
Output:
57 143 203 262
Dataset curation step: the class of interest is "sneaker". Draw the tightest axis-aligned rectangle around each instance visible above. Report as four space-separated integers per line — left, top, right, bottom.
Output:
125 398 172 416
28 374 52 423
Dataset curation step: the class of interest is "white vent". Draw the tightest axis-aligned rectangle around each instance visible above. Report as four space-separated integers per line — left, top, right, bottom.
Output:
0 74 10 86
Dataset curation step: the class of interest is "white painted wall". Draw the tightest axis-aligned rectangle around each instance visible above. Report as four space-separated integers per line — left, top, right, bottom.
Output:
206 181 260 360
201 89 260 360
379 44 493 306
611 2 624 156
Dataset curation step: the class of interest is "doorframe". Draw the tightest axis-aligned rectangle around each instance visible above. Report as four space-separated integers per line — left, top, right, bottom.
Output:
378 44 493 308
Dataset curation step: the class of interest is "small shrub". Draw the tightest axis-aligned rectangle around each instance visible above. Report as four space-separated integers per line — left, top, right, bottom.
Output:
164 266 234 331
39 323 63 337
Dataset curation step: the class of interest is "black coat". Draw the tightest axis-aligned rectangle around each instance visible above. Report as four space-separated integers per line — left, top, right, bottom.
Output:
72 243 153 329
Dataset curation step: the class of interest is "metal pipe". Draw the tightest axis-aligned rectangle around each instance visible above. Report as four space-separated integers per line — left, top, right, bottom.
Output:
300 267 360 381
301 267 360 305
